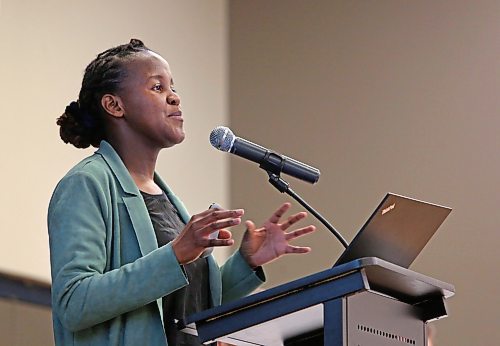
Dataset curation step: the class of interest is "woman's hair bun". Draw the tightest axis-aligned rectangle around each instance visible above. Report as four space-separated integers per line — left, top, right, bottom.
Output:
65 101 80 116
57 100 102 148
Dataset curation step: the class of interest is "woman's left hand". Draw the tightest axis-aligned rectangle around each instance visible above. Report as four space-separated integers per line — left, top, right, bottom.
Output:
239 202 316 268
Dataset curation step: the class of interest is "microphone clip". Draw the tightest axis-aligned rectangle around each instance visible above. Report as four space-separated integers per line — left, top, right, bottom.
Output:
259 150 286 177
267 172 290 193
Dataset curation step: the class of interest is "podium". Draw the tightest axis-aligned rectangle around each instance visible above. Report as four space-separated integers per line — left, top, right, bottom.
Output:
181 257 454 346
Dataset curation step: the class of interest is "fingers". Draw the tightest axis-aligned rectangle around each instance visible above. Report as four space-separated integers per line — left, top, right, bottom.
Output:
193 208 244 225
268 202 291 223
244 220 265 235
267 203 309 232
205 237 235 247
205 218 242 234
204 208 244 223
285 225 316 241
285 245 312 254
217 229 233 239
174 208 244 264
280 212 307 230
190 208 244 237
245 220 256 231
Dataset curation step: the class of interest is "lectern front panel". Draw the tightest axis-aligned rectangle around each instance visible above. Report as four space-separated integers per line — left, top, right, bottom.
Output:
347 291 426 345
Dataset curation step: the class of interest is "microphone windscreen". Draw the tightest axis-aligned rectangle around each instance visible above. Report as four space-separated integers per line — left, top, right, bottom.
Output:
209 126 235 152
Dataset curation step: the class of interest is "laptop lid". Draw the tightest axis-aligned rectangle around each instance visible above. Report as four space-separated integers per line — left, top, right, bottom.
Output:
334 193 452 268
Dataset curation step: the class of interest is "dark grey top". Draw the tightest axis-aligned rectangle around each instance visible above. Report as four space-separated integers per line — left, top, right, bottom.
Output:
141 191 210 346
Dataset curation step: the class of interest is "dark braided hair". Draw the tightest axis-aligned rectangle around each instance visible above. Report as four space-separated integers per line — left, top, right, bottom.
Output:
57 39 151 148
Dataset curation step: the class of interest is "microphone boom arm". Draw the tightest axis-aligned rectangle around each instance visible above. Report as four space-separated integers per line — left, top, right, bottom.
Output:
267 172 349 249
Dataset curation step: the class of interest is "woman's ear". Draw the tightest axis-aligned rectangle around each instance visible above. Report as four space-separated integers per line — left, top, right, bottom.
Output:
101 94 125 118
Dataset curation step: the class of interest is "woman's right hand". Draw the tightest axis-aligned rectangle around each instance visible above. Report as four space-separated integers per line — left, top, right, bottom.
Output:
171 208 244 264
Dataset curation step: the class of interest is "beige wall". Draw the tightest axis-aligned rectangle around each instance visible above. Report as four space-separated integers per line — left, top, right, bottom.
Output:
0 0 229 281
0 298 53 345
229 1 499 345
1 0 499 345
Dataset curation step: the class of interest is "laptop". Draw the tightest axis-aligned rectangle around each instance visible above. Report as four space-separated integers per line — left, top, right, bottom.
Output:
333 193 452 269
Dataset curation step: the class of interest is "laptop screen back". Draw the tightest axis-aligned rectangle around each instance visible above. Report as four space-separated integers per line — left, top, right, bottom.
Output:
334 193 452 268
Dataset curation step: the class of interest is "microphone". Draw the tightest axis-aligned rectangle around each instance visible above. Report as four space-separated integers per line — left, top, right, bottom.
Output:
209 126 320 184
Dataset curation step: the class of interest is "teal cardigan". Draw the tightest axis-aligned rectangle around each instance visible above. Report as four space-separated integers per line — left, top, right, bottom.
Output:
48 141 264 346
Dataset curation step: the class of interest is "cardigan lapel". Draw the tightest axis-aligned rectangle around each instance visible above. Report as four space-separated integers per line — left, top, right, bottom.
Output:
122 196 158 256
96 141 157 256
96 141 141 196
96 141 164 322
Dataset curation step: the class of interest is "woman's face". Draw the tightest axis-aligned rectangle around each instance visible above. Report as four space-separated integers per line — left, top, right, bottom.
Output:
116 51 184 149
